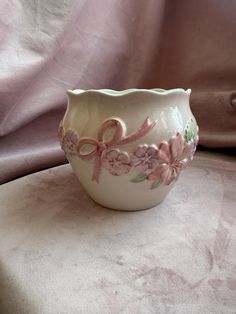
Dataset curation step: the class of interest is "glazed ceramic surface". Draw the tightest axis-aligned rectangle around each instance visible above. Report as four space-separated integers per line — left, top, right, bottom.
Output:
58 88 199 211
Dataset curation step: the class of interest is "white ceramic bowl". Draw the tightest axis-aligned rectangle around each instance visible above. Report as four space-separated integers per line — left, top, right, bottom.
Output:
58 88 199 211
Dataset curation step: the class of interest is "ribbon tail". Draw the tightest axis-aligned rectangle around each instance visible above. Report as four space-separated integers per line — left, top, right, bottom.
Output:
119 117 157 145
92 155 102 183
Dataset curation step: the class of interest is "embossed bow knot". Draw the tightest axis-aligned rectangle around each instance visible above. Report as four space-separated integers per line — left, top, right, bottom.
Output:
77 117 157 183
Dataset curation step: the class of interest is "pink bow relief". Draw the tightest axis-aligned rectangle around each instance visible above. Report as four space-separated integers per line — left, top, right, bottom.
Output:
76 117 157 183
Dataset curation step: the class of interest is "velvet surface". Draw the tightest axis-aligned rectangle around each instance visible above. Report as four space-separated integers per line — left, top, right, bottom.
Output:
0 152 236 313
0 0 236 183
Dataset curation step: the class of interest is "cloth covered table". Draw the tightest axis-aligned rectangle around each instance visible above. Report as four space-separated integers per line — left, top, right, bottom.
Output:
0 152 236 314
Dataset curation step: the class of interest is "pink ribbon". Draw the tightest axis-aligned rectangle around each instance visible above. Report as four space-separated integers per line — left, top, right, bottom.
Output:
77 117 157 183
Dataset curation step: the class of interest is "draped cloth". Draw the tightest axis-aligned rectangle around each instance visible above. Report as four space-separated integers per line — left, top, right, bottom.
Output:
0 0 235 183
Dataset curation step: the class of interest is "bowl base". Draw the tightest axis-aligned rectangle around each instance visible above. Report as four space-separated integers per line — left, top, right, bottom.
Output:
89 195 164 212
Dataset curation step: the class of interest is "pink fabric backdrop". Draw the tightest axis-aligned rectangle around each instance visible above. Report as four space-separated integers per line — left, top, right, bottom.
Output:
0 0 236 183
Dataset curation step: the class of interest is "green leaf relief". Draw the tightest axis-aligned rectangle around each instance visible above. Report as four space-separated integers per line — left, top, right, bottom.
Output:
150 179 163 190
130 172 148 183
185 118 197 142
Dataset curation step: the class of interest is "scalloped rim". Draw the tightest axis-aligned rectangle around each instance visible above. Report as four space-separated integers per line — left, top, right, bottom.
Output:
67 88 191 97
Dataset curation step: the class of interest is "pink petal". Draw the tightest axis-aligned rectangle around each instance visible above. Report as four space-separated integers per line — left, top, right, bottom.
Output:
165 169 177 185
181 142 193 160
157 142 171 162
130 155 141 166
135 145 147 158
117 152 130 163
109 169 119 176
105 149 119 161
148 164 169 180
102 159 112 170
170 132 184 160
121 164 132 174
148 158 158 169
111 164 131 176
147 145 158 157
179 159 188 169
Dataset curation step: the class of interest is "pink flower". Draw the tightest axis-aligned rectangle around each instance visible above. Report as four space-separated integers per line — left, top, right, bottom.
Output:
130 144 158 171
101 149 132 176
148 133 194 185
61 129 78 154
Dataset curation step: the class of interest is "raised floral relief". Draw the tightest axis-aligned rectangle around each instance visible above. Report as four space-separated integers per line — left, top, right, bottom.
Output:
101 149 131 176
58 117 198 189
58 125 78 155
74 117 156 183
130 145 158 171
148 133 193 186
